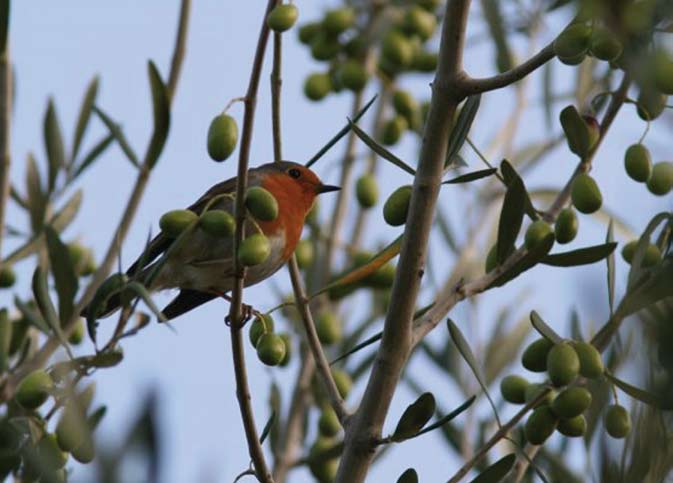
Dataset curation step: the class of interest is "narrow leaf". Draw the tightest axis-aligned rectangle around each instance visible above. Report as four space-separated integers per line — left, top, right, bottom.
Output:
306 94 377 167
45 226 78 324
447 319 501 426
606 220 615 315
330 331 382 365
144 60 170 169
392 393 436 442
605 373 661 408
31 266 62 338
443 168 497 184
446 94 481 167
349 120 416 175
125 281 167 322
415 395 476 437
93 106 140 167
530 311 563 344
14 296 50 333
71 75 100 162
397 469 418 483
44 98 66 192
627 212 671 288
259 411 275 445
490 233 554 288
497 176 526 263
500 160 538 219
542 242 617 267
468 453 516 483
72 133 114 180
25 152 46 232
616 258 673 318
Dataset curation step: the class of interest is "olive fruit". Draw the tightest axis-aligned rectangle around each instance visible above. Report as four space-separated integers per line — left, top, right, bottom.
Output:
159 209 198 238
552 387 592 418
621 240 637 264
37 434 68 470
605 404 631 438
525 384 556 406
553 24 592 65
381 31 414 68
309 438 339 482
279 333 292 366
403 6 437 41
573 341 604 379
653 50 673 95
525 406 558 445
318 406 341 437
0 265 16 288
323 7 355 35
646 162 673 196
555 208 579 244
298 22 320 45
71 435 95 463
331 368 352 399
310 33 341 61
392 90 420 124
637 88 668 121
207 114 238 162
245 186 279 221
295 239 314 269
16 370 53 409
624 144 652 183
560 105 592 157
200 210 235 237
316 312 342 345
238 234 271 266
547 342 580 387
557 414 587 437
267 4 298 33
416 0 441 12
249 314 274 348
304 72 332 101
68 318 85 345
522 338 554 373
500 375 529 404
381 116 408 145
383 185 412 226
339 60 368 92
412 50 438 72
256 333 287 366
622 240 662 267
485 244 498 273
589 27 623 61
524 221 554 250
570 173 602 214
355 174 379 208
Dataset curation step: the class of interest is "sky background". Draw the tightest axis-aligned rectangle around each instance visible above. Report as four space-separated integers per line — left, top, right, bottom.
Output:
2 1 672 482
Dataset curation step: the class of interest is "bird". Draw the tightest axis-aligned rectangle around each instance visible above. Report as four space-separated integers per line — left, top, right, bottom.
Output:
89 161 339 321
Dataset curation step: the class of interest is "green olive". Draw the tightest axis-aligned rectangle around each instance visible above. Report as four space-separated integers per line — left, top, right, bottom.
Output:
304 72 333 101
339 60 369 92
207 114 238 162
68 318 85 345
589 27 623 61
551 387 592 418
310 32 341 61
381 116 408 145
331 368 352 399
249 314 274 348
256 333 287 366
245 186 279 221
605 404 631 438
295 239 315 269
524 220 554 251
500 375 529 404
267 4 299 33
547 342 580 387
316 312 342 345
392 90 420 124
554 23 592 65
355 174 379 208
560 105 591 157
403 6 437 41
323 7 355 35
0 265 16 289
381 31 414 68
555 208 579 244
238 234 271 266
646 162 673 196
525 406 558 445
298 22 321 45
557 414 587 437
624 144 652 183
15 370 53 409
525 383 556 406
522 338 554 373
571 173 602 214
159 209 198 238
279 333 292 367
37 434 68 470
653 50 673 95
637 88 668 121
383 185 413 226
412 49 438 72
318 406 341 437
199 210 235 237
573 341 604 379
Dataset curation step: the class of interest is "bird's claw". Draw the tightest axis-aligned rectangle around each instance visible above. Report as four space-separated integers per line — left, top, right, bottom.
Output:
224 303 256 329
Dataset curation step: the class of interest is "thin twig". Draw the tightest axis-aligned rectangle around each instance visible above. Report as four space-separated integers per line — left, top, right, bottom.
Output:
0 42 10 262
167 0 191 102
271 31 283 163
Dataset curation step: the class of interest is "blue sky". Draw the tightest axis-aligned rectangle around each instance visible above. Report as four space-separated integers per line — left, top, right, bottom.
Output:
3 1 672 482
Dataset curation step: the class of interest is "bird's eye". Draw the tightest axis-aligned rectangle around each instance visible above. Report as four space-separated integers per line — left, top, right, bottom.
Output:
288 168 301 179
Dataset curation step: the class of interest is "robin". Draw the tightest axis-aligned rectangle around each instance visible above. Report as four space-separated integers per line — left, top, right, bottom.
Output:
90 161 339 321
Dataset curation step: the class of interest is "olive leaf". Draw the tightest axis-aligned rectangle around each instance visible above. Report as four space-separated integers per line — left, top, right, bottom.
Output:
124 281 167 323
31 266 62 336
500 160 537 219
86 273 129 344
258 411 275 445
397 468 418 483
268 381 281 453
25 152 46 232
72 133 114 180
446 94 481 168
606 219 616 315
0 0 8 54
627 212 672 289
144 60 170 169
482 0 513 72
496 176 526 264
414 395 475 438
447 319 501 426
13 296 50 333
530 311 563 344
617 258 673 319
468 453 516 483
490 232 554 288
44 98 66 192
71 75 100 163
392 392 436 442
45 226 78 324
443 168 498 184
349 120 416 175
331 331 382 365
306 94 377 168
541 242 617 267
605 372 662 408
93 105 140 167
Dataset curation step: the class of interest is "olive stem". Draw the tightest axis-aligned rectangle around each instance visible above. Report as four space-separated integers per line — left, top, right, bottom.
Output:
0 33 10 267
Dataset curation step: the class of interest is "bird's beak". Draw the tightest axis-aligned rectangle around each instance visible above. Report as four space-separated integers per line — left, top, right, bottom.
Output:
317 184 341 194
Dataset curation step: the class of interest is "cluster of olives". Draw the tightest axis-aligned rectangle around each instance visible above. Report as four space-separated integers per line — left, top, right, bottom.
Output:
159 186 279 267
249 313 291 367
623 143 673 196
553 21 622 67
298 1 439 104
621 238 663 268
501 338 631 444
1 372 102 481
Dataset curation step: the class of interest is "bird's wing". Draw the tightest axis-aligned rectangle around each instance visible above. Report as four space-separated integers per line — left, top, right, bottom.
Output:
161 289 217 321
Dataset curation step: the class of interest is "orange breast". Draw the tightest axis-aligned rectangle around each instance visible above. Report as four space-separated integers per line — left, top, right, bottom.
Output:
258 175 312 259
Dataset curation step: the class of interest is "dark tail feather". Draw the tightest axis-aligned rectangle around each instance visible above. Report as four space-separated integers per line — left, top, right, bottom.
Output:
161 289 217 321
